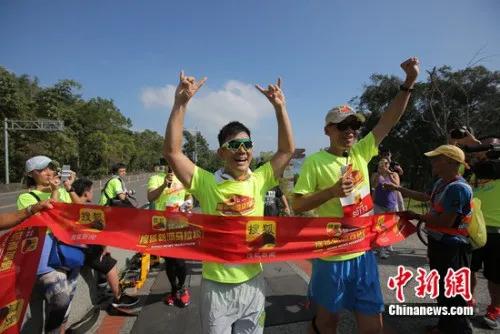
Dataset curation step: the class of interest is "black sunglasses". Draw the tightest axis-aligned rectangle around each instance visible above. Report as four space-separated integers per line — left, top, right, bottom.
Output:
334 120 362 131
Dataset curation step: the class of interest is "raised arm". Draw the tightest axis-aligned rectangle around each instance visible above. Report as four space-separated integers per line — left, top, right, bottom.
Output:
163 71 207 188
372 57 420 146
255 78 295 178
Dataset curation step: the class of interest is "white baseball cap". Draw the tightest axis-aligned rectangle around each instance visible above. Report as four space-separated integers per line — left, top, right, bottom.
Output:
25 155 52 173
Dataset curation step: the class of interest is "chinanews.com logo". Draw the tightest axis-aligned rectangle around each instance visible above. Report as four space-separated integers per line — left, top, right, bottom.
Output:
386 265 474 316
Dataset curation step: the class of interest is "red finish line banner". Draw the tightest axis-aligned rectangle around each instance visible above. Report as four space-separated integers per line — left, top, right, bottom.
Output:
0 227 46 334
25 202 414 263
0 203 415 333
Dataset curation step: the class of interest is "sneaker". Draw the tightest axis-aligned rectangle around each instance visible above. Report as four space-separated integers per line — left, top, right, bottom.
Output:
178 288 191 307
379 248 390 259
165 293 176 306
112 293 140 308
483 305 500 329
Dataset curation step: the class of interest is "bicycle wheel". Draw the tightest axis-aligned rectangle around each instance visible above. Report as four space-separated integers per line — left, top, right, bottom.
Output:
416 220 428 246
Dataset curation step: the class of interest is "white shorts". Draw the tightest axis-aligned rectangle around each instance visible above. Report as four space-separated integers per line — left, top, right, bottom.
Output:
200 274 266 334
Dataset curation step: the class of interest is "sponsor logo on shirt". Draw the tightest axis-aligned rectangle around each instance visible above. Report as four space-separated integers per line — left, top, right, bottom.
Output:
216 195 255 215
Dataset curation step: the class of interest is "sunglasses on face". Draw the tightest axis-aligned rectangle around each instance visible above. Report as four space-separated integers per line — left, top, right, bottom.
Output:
334 120 363 131
221 138 253 152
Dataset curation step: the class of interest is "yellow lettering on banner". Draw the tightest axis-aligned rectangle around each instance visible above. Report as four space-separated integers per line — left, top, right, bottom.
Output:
193 230 202 239
167 233 175 241
158 233 166 242
11 231 23 242
139 235 149 245
79 208 106 228
152 216 167 231
184 231 193 241
4 251 16 261
175 232 184 241
7 241 18 252
246 220 277 249
149 234 158 243
0 260 13 271
0 298 24 332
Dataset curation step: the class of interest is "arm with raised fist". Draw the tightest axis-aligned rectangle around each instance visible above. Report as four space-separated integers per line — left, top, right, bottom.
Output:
373 57 420 146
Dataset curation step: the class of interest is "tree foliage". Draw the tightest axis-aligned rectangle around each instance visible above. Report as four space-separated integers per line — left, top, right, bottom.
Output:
356 65 500 189
0 67 164 181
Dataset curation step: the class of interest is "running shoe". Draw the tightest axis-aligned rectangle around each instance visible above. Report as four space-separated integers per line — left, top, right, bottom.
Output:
165 292 176 306
111 293 140 308
178 288 191 307
483 304 500 329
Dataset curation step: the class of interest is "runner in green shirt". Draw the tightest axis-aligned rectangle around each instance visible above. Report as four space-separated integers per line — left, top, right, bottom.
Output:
147 158 194 307
293 58 420 334
163 72 294 333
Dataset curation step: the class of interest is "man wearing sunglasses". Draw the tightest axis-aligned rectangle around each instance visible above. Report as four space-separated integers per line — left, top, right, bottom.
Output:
163 72 294 334
293 57 420 334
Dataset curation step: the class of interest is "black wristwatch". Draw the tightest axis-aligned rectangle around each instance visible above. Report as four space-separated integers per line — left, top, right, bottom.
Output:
399 84 414 93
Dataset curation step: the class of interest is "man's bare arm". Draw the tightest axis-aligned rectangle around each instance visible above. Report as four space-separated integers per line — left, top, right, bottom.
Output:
163 72 206 188
372 57 420 146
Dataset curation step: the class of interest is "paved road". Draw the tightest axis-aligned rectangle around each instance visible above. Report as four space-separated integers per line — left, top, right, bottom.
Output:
0 174 152 213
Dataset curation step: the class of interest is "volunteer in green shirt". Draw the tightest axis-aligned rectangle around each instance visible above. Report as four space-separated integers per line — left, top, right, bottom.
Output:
293 58 419 334
99 163 130 206
470 137 500 330
16 155 79 334
163 72 294 333
147 158 193 307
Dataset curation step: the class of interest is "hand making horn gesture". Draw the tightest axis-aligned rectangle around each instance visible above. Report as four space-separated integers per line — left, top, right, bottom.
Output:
174 71 207 106
255 78 286 109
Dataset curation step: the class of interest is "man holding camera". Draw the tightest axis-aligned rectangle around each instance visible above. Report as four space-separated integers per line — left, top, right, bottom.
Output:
99 162 134 207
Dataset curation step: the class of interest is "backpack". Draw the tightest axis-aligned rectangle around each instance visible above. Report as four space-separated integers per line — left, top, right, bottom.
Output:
101 176 134 207
467 197 487 250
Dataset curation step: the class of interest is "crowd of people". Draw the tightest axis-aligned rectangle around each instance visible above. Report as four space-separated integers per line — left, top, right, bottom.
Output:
1 56 499 334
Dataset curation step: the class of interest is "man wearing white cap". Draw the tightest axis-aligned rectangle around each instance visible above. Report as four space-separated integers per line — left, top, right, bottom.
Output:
293 57 419 334
387 145 473 334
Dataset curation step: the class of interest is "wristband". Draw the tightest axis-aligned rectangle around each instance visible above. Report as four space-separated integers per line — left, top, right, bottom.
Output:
399 84 414 93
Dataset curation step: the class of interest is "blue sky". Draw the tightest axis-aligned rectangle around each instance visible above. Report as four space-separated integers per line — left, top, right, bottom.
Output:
1 0 499 155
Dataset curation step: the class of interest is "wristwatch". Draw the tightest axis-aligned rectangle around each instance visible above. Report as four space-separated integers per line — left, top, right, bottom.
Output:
399 84 414 93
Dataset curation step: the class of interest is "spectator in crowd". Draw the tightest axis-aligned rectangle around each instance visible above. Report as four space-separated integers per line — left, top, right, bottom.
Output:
163 72 294 334
371 157 400 259
264 186 291 217
379 148 405 211
17 155 79 334
147 158 193 307
72 178 139 310
387 145 473 334
469 136 500 329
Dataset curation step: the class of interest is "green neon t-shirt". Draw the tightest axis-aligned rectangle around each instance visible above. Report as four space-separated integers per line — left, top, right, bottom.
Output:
473 178 500 228
188 161 278 283
148 173 187 210
98 177 124 206
294 132 378 261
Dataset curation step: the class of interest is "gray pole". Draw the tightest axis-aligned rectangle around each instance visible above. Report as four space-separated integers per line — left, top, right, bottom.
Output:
4 118 9 184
